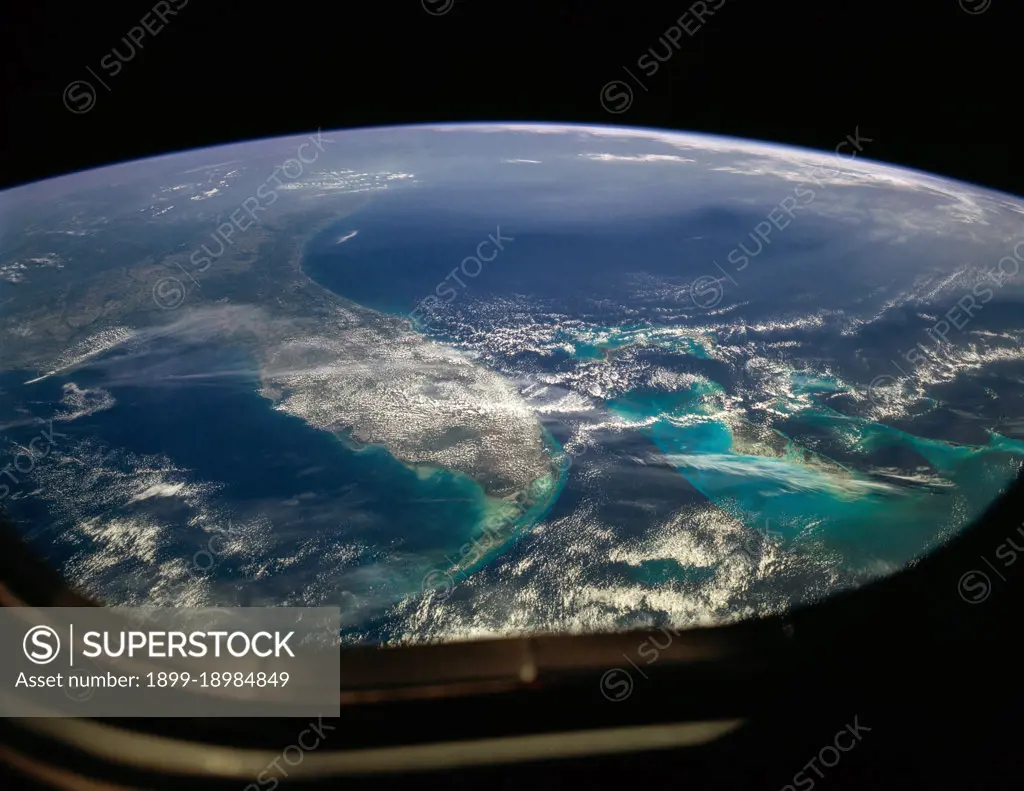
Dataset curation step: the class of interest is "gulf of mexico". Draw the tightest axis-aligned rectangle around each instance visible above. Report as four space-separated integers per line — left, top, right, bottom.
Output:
0 337 498 617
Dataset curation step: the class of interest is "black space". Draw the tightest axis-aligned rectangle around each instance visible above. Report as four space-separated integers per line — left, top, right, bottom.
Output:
1 0 1021 197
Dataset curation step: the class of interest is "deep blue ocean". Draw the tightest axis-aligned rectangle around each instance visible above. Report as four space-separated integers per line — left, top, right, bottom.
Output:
300 201 1024 577
3 194 1023 639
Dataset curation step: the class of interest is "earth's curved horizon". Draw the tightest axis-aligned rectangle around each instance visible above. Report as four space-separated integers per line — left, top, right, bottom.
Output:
1 122 1023 644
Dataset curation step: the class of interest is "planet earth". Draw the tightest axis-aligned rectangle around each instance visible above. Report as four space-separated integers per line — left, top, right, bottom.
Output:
1 122 1023 645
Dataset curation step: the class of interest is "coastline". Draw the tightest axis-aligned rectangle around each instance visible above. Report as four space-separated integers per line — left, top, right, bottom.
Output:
276 216 567 577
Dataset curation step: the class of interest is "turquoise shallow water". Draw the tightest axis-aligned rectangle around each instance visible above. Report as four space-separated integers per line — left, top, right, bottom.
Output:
378 301 1024 581
600 337 1024 574
435 424 569 584
0 333 561 618
555 324 714 361
7 121 1024 649
298 206 1024 616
